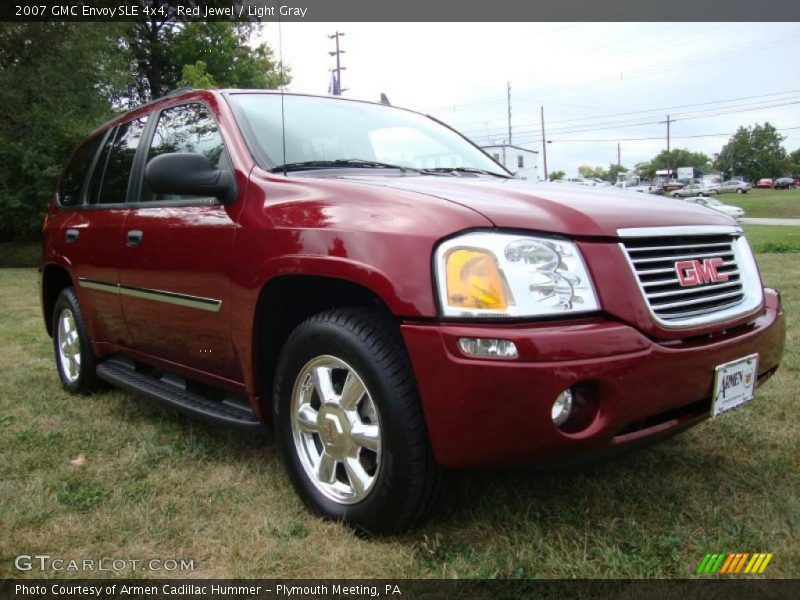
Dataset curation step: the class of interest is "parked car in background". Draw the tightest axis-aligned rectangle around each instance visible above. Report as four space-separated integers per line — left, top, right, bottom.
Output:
756 178 774 188
773 177 796 190
682 196 745 220
588 177 612 187
671 183 718 198
661 180 684 192
716 180 753 194
613 181 657 193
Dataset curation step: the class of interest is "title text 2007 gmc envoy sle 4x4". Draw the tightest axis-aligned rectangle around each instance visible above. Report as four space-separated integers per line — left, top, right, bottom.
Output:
41 89 785 533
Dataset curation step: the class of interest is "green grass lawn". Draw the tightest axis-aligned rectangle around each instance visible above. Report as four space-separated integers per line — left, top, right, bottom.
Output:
0 256 797 579
744 225 800 253
730 187 800 219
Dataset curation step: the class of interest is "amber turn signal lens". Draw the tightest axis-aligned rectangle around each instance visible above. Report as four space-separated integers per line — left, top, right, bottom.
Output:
445 249 508 309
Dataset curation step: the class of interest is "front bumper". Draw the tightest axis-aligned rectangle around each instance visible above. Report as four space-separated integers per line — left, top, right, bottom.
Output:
401 290 785 469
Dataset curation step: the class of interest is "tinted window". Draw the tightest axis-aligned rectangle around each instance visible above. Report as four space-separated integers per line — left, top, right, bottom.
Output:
89 116 148 205
141 103 226 202
58 133 104 207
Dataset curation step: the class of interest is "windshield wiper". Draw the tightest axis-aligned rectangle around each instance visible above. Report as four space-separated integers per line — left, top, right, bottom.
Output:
421 167 511 178
271 159 417 173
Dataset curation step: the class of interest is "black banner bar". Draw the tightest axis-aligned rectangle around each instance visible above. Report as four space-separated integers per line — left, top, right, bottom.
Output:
2 0 800 22
2 579 800 600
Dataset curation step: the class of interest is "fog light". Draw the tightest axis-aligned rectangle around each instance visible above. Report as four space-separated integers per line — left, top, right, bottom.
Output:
458 337 518 359
552 388 574 427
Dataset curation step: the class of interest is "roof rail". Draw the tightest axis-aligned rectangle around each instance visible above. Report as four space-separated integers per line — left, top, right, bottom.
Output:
165 86 194 97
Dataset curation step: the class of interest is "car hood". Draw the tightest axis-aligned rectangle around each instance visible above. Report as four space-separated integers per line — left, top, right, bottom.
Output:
338 176 736 238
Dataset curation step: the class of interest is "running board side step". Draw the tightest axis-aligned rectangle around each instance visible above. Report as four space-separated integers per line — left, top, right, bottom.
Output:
96 358 267 433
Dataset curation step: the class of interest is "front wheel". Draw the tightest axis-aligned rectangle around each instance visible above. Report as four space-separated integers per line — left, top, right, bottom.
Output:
673 193 680 198
737 188 744 194
52 287 98 393
273 308 445 534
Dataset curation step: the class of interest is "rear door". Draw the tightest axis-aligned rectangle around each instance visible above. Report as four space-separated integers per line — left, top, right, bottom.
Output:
118 102 240 381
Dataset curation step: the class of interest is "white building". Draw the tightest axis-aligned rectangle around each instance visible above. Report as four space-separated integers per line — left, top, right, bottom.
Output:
482 144 539 180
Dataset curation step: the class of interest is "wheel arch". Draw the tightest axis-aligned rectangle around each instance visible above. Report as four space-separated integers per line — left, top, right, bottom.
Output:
41 263 75 337
252 274 400 419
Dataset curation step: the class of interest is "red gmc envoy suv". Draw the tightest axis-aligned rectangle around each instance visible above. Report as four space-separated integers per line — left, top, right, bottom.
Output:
41 89 785 533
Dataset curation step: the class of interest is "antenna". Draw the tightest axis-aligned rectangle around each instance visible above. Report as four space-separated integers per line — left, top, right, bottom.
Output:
278 17 287 176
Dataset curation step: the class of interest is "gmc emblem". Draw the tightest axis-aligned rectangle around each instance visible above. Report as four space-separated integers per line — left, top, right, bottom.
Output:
675 258 729 287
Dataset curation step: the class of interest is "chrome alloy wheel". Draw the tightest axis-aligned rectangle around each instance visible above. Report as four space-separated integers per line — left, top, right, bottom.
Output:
290 355 382 504
57 308 81 383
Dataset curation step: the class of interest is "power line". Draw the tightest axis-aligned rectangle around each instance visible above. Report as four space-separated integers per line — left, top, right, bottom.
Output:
527 124 800 144
459 97 800 140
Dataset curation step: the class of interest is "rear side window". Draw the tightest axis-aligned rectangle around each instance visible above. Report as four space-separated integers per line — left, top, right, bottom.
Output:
58 133 104 207
141 103 227 202
88 116 148 205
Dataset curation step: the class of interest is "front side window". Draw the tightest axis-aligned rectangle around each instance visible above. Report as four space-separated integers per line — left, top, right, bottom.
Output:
141 103 226 202
89 116 148 205
58 132 105 207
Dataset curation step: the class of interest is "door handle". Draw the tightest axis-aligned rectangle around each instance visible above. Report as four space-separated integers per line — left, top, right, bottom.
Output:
65 229 79 243
126 229 144 246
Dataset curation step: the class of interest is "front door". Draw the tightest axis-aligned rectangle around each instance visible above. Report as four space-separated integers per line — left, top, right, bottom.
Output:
118 102 240 381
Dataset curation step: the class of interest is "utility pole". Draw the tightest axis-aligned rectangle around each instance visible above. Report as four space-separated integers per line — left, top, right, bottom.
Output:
507 82 512 145
328 31 347 96
541 106 548 181
664 114 674 178
617 142 621 168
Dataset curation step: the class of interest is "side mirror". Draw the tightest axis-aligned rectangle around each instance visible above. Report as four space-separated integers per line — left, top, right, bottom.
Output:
144 153 236 203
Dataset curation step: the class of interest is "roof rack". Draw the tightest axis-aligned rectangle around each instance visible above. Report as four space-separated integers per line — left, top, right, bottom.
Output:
164 86 194 97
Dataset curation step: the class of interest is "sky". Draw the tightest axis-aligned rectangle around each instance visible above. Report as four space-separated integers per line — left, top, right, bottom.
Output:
258 23 800 178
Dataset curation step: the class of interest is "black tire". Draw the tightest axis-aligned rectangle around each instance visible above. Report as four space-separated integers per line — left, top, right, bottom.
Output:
673 193 680 198
737 188 744 194
52 287 98 393
698 192 705 197
273 308 445 534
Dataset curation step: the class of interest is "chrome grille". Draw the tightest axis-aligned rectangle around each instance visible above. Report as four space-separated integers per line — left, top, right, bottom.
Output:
619 227 762 327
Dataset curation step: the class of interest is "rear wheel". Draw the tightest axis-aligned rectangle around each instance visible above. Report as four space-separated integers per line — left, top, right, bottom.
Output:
52 288 98 393
273 308 444 534
673 193 680 198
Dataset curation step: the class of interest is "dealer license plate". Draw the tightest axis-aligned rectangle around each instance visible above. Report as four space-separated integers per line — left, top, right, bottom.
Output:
711 354 759 417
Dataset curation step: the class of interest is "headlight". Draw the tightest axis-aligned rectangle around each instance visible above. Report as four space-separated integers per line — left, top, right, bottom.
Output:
435 232 600 318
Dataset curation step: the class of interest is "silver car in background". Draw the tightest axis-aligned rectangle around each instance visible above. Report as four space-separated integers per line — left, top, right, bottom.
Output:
682 196 745 219
716 180 753 194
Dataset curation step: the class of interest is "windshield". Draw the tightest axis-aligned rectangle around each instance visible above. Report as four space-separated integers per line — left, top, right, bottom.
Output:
227 93 508 176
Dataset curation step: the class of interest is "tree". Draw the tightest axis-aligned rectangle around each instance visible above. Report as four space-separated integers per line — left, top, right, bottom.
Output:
548 170 566 181
0 23 127 240
714 123 789 181
607 163 628 183
180 60 217 89
124 7 288 100
578 164 608 180
172 22 288 90
0 19 287 240
789 148 800 176
637 148 711 180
